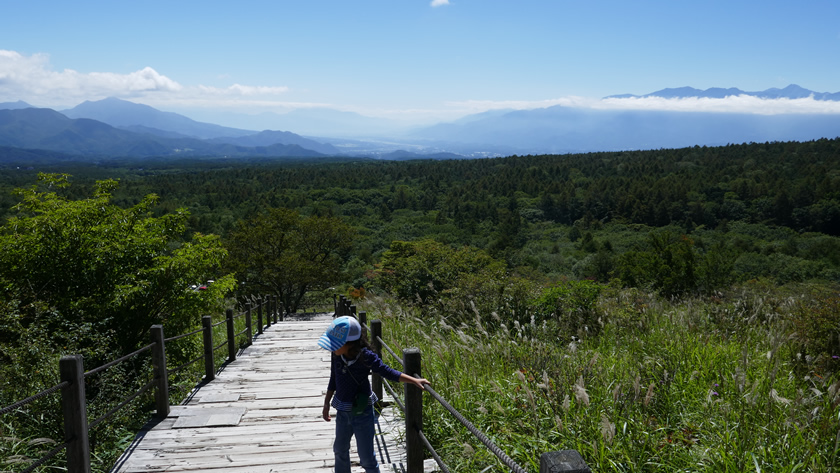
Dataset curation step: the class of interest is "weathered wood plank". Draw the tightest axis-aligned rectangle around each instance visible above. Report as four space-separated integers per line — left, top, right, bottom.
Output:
111 314 408 473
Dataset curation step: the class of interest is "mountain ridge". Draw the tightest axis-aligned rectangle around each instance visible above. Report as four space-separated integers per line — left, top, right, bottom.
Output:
606 84 840 101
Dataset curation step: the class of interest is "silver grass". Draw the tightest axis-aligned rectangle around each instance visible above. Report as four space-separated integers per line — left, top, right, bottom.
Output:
600 414 616 444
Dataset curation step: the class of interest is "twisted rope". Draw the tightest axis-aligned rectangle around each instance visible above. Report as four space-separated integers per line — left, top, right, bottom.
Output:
19 439 69 473
89 379 156 429
417 427 452 473
0 381 69 416
84 343 154 377
167 353 203 375
376 336 404 368
421 382 528 473
165 326 203 342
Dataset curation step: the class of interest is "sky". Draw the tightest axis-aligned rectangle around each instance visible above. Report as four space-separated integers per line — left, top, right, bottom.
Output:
2 0 840 127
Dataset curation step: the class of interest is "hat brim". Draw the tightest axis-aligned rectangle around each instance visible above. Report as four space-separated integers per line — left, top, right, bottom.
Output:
318 333 344 351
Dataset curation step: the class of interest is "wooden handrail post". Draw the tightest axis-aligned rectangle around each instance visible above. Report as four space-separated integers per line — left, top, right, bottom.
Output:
202 315 215 382
540 451 591 472
279 301 285 322
59 355 90 473
403 348 423 473
245 302 253 345
257 297 264 335
359 311 367 327
150 325 170 418
226 308 236 362
350 304 357 318
370 319 383 404
273 295 279 323
333 294 337 316
265 295 272 327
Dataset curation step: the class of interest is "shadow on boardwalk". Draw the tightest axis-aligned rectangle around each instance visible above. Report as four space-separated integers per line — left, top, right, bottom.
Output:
111 314 407 473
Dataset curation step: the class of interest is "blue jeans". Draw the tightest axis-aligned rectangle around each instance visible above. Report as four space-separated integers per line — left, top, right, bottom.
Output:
334 406 379 473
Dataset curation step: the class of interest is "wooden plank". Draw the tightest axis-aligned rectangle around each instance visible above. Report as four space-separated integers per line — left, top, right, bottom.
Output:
111 314 409 473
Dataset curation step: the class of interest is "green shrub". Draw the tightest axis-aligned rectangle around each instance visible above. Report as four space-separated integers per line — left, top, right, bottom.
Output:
530 280 603 338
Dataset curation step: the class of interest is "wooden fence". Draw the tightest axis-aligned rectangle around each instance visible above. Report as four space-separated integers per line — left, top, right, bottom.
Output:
3 294 591 473
1 295 281 473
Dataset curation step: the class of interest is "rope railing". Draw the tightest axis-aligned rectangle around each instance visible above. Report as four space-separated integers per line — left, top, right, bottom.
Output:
0 293 277 473
345 300 592 473
376 335 404 368
19 439 71 473
89 380 156 430
164 326 203 342
422 382 527 473
0 381 69 416
84 343 155 378
168 353 205 375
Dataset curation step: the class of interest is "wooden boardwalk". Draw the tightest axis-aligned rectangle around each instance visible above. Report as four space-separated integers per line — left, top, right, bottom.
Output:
111 314 408 473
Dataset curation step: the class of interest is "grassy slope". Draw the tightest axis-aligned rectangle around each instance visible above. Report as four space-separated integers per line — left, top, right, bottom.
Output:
363 283 840 472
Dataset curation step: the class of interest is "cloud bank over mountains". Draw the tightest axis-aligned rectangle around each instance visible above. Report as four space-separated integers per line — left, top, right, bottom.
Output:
3 48 840 132
0 50 294 112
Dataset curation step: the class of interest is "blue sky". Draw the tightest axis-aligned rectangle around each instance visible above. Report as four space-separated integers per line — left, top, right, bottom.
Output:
2 0 840 126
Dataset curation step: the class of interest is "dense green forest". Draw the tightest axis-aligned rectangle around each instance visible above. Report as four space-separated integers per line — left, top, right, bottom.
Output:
3 139 839 290
2 139 840 472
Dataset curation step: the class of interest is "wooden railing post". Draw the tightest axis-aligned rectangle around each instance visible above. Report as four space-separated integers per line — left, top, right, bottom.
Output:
333 294 337 316
245 302 253 345
202 315 215 382
226 308 236 362
339 296 347 316
150 325 170 418
278 301 285 322
273 295 279 323
359 311 367 327
59 355 90 473
371 319 383 404
403 348 423 473
257 297 264 335
540 451 591 472
350 304 357 318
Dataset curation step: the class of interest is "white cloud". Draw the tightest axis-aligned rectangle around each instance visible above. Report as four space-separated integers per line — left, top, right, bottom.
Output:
431 0 450 7
197 84 290 96
0 50 289 109
597 95 840 115
445 94 840 117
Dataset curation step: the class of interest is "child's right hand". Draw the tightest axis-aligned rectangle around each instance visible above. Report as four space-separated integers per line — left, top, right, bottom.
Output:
322 405 331 421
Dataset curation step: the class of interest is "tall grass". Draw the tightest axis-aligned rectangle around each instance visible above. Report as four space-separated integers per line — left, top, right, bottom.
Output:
364 283 840 472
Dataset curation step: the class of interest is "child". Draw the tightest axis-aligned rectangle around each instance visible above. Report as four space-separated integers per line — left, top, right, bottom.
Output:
318 316 429 473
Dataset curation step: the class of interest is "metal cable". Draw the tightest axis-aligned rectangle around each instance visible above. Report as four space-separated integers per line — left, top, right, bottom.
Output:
0 381 69 416
19 439 69 473
167 353 203 374
84 343 154 377
421 382 528 473
165 326 203 342
212 319 226 328
417 427 452 473
89 379 155 430
376 336 405 368
213 340 226 351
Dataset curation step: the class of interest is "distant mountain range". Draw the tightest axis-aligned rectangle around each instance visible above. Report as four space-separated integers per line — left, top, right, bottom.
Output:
0 98 343 159
409 84 840 154
1 85 839 160
410 106 840 154
606 84 840 101
0 107 330 159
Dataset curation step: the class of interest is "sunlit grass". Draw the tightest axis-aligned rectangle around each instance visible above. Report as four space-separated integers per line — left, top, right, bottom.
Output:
363 284 840 472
